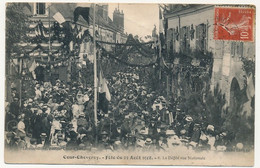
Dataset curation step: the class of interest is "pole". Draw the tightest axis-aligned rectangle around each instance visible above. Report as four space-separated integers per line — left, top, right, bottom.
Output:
19 58 23 107
166 74 169 99
158 5 162 82
93 4 98 128
48 6 51 62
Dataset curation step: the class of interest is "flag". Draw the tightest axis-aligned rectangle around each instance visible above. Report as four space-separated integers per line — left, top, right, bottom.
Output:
159 8 165 47
99 70 111 101
159 9 164 34
53 12 66 24
74 7 90 24
98 69 111 114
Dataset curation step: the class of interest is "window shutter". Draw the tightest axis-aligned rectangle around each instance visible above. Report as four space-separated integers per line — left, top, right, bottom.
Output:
187 26 190 50
240 42 244 57
231 42 235 56
173 28 176 52
203 24 207 52
195 25 199 50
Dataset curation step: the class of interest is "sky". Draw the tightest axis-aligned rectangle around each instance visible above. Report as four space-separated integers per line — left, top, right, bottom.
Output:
77 3 159 39
108 3 159 39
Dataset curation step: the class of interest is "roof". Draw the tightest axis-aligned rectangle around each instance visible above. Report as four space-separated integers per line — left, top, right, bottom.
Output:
164 4 214 19
25 3 123 33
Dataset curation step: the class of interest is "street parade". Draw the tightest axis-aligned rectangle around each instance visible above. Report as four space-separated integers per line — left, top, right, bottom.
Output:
5 3 254 154
5 67 245 152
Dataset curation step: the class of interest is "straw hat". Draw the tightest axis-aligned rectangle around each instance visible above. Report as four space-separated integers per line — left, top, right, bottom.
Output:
145 138 152 145
185 116 193 122
166 129 176 136
207 125 214 132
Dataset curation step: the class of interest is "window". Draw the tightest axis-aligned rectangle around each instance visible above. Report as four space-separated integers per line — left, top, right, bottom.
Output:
231 41 243 58
190 24 195 40
166 28 173 54
180 26 190 53
36 3 46 15
196 23 207 52
172 28 176 53
231 42 236 56
175 26 179 41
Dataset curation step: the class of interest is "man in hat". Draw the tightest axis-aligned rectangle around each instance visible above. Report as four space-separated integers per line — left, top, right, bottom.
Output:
111 121 123 141
189 123 201 149
35 84 42 100
66 130 79 150
77 113 88 134
183 115 194 138
72 102 80 119
17 114 26 138
121 115 133 138
143 138 155 151
215 132 227 151
9 97 20 120
31 109 44 144
41 112 53 148
131 117 145 135
23 102 33 135
148 119 158 137
53 129 65 146
83 90 90 110
166 129 179 148
99 131 111 150
205 125 216 150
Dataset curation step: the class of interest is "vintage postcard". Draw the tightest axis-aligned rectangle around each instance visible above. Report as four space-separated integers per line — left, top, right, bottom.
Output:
4 2 255 166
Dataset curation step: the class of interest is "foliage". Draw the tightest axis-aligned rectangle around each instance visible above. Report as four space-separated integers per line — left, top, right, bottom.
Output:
6 3 28 58
204 84 227 128
179 84 227 130
241 57 255 85
241 58 255 75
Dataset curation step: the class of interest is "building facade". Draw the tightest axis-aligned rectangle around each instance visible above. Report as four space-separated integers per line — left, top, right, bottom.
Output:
164 4 255 118
6 2 127 102
113 8 124 33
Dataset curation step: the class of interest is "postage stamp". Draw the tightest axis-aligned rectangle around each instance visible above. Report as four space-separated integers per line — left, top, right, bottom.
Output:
214 7 254 41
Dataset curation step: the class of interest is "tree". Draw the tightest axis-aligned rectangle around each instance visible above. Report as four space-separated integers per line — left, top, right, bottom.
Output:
133 35 139 40
180 84 227 130
6 3 29 103
6 3 28 58
204 84 227 127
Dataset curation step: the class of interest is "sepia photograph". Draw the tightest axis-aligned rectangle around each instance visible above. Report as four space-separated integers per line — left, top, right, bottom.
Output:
3 2 256 166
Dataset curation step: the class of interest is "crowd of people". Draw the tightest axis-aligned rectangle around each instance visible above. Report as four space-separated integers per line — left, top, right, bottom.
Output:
5 67 245 152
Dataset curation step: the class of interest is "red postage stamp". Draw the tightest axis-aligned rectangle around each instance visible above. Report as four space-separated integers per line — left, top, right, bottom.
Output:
214 7 254 41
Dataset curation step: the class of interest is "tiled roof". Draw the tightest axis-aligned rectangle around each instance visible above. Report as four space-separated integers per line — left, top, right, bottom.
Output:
24 3 125 35
164 4 206 15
